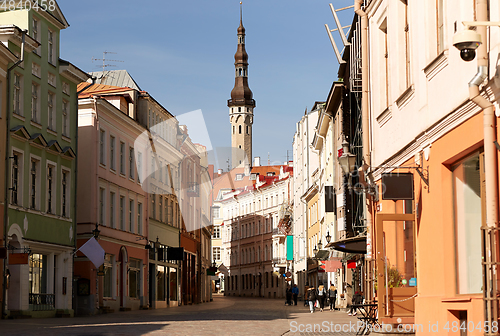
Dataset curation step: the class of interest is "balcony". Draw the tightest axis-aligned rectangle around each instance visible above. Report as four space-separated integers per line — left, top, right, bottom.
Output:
273 257 287 266
29 293 55 311
272 228 286 237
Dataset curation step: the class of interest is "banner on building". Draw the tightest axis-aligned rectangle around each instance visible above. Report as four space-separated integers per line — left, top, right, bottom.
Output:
286 235 293 261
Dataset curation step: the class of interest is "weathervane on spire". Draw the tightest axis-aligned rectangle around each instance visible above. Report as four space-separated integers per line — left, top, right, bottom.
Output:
240 2 242 23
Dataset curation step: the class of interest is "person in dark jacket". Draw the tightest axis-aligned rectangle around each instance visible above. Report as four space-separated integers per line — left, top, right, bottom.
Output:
317 284 327 312
285 285 292 305
348 291 364 316
292 284 299 305
307 287 317 313
328 284 337 311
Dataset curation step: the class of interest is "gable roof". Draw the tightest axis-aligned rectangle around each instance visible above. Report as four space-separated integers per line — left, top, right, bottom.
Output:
78 83 132 99
89 70 141 91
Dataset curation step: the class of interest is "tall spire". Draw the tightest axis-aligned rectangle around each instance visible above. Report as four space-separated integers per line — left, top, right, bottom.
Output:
229 1 254 107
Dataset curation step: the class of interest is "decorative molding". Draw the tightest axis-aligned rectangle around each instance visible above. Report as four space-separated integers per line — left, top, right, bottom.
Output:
395 85 415 110
424 50 449 81
376 106 392 127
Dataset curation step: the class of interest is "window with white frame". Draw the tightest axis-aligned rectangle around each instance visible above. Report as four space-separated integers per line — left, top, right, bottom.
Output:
62 100 69 137
46 164 55 214
48 92 55 131
11 152 22 205
159 196 163 221
109 135 115 170
213 247 221 261
212 206 220 219
62 170 69 217
120 196 125 230
30 158 40 210
129 199 134 233
436 0 444 54
120 142 125 175
31 82 40 123
99 129 105 165
137 202 143 235
151 194 156 219
137 152 142 183
32 17 40 54
13 73 22 115
212 226 220 239
99 187 105 224
48 29 55 64
109 191 115 228
129 147 134 179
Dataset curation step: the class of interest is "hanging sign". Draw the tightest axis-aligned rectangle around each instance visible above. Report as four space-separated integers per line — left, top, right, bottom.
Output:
9 253 29 265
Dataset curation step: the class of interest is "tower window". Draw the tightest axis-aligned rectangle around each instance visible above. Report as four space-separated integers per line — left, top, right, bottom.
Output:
238 107 241 112
239 125 242 134
246 126 249 134
239 145 241 149
233 126 235 134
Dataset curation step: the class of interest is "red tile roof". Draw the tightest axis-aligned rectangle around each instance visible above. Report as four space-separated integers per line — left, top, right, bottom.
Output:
78 83 131 99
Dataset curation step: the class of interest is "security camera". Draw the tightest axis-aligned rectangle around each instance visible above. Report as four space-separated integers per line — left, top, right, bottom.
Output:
453 29 482 61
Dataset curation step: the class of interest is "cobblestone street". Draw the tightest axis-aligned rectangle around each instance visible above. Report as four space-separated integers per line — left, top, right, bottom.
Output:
0 295 367 336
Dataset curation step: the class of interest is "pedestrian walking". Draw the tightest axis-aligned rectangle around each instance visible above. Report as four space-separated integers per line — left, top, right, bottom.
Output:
328 284 337 311
317 284 326 312
292 284 299 305
304 283 310 306
285 285 292 305
307 287 317 313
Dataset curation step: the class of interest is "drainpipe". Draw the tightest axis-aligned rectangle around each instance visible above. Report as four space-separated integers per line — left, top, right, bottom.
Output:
2 29 27 320
469 0 498 327
354 0 374 305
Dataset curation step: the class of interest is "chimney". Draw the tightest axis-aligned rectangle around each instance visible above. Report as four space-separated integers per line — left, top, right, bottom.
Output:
254 157 260 167
218 169 223 176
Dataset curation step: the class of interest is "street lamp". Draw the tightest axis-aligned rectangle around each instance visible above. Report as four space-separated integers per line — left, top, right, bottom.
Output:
92 223 100 240
313 245 318 255
317 240 323 250
338 140 357 175
326 232 331 244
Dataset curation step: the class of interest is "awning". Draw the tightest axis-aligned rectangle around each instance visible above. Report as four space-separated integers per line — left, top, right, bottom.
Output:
327 236 367 254
314 249 330 260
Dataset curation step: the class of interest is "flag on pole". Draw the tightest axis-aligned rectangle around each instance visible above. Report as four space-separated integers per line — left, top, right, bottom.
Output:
78 237 105 268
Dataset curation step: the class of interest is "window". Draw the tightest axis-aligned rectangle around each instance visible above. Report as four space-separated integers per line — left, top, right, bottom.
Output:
109 136 115 170
246 126 249 135
103 254 113 298
128 259 141 298
47 92 55 130
32 18 39 54
61 170 69 217
239 125 242 134
213 226 220 239
402 0 411 87
159 196 163 221
129 147 134 178
31 82 39 123
137 152 142 183
212 207 220 219
120 196 125 230
110 192 115 228
13 73 21 115
151 157 155 179
137 202 143 235
100 130 105 165
235 174 243 181
62 100 69 136
30 159 39 210
151 194 156 219
453 152 484 294
120 142 125 175
129 199 134 232
213 247 221 261
99 188 105 224
29 254 47 294
11 153 21 205
46 165 54 214
48 30 55 64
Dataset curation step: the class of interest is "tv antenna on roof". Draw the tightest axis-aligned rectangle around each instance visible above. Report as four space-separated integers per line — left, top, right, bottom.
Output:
91 51 124 75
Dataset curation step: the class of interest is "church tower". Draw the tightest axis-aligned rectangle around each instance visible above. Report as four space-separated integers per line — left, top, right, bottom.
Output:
228 3 255 167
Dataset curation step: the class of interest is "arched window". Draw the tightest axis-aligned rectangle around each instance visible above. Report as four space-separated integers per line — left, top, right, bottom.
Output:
258 246 261 262
246 126 249 134
239 125 242 134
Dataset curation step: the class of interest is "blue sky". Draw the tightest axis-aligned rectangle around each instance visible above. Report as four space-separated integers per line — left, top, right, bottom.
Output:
58 0 355 168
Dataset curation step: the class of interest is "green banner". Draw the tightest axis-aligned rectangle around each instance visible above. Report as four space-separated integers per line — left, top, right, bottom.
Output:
287 236 293 261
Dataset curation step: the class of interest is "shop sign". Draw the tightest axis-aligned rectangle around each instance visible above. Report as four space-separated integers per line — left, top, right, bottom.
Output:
9 253 29 265
409 278 417 287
